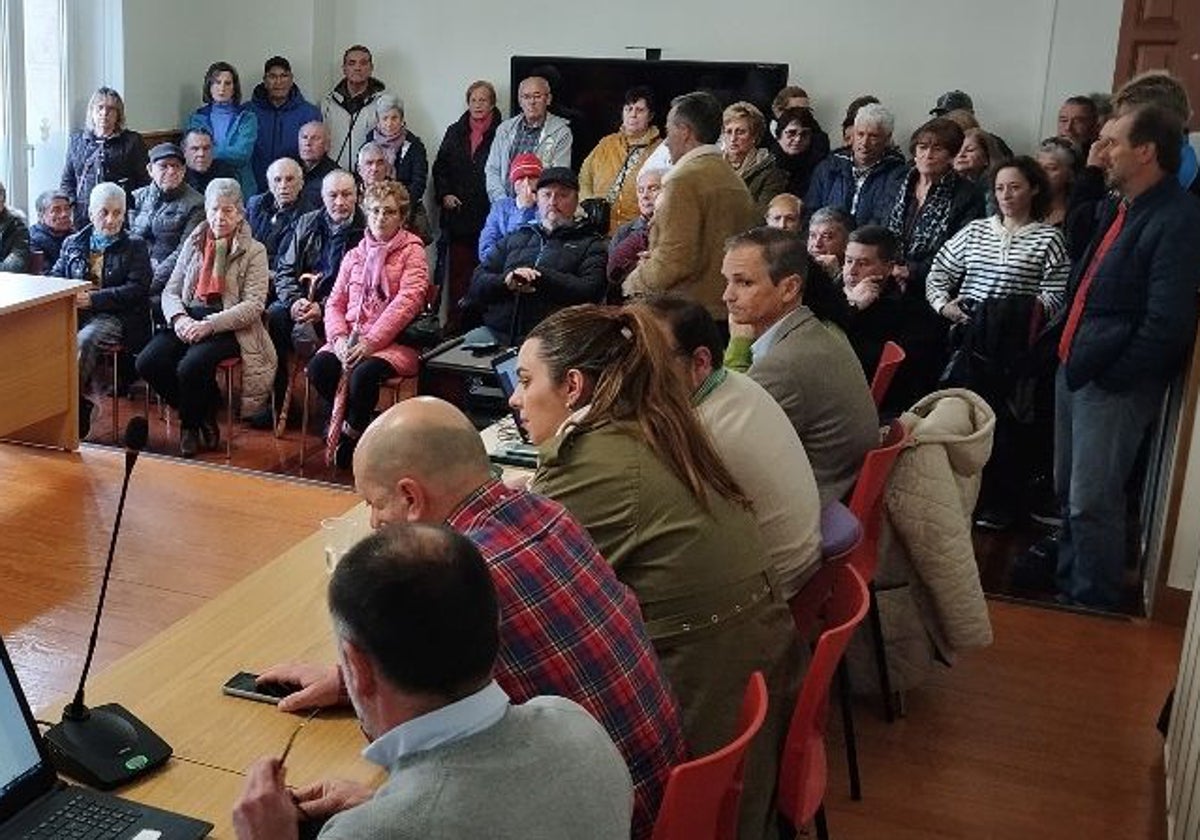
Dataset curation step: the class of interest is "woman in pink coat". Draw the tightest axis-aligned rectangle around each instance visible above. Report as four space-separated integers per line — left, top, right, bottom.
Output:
307 180 430 467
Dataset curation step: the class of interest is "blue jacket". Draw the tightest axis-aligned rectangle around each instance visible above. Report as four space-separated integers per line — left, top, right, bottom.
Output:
248 83 322 193
187 104 259 200
478 198 537 262
1062 176 1200 392
804 147 907 227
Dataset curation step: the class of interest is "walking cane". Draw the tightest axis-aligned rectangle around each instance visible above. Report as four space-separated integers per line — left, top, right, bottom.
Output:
274 273 320 437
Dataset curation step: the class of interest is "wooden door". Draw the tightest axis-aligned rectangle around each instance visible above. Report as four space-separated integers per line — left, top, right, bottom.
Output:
1114 0 1200 129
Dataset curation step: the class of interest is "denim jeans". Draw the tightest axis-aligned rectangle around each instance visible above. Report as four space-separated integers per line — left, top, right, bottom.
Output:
1054 367 1164 609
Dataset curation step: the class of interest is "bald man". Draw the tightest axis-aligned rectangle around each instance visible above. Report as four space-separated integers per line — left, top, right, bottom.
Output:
246 157 317 270
260 398 684 840
298 121 339 203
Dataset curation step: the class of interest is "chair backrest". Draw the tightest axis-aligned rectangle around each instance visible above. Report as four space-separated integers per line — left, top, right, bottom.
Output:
845 419 907 582
777 564 870 828
651 672 769 840
869 340 906 408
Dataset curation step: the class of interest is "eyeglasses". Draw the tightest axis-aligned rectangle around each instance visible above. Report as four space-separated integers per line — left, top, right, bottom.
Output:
279 708 320 765
365 205 401 217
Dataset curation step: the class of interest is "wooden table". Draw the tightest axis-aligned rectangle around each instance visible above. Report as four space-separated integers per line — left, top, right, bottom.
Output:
56 503 379 838
0 274 89 450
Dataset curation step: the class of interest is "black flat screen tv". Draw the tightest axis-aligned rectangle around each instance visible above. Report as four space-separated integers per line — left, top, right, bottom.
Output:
510 56 789 169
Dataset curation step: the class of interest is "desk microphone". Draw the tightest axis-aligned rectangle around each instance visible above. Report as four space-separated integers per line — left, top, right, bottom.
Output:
45 416 173 789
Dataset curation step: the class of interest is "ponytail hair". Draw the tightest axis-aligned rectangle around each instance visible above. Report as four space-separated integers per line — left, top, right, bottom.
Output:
527 304 750 511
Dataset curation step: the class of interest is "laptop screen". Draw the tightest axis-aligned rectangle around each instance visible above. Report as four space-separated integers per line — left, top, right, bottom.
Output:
490 349 530 443
0 635 56 822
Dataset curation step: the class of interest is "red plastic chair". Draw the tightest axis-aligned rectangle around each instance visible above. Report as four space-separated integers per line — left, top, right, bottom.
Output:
869 341 906 408
778 564 870 840
651 672 769 840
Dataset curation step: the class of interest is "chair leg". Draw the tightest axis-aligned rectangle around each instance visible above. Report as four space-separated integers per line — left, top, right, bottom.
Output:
868 585 896 722
299 374 310 475
814 804 830 840
110 351 121 444
837 660 862 801
224 366 234 463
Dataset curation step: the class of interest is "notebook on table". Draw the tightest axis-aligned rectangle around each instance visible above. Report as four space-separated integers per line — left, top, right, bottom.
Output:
489 348 540 469
0 634 211 839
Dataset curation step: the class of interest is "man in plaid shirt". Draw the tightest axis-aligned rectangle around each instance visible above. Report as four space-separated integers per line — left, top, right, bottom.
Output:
261 398 684 838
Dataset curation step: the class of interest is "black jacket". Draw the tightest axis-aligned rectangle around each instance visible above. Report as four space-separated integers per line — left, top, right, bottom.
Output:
300 156 340 204
61 130 149 228
0 210 30 272
1061 176 1200 392
274 208 366 308
432 108 502 241
52 227 152 351
246 191 319 269
29 223 67 274
465 219 607 342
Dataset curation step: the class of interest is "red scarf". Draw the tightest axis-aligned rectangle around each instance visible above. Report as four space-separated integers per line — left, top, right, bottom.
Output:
469 112 493 155
195 231 232 301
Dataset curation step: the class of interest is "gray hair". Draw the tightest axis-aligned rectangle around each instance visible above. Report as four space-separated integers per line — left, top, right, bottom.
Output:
374 94 405 118
809 206 854 233
854 103 895 135
35 190 71 214
266 157 302 180
88 182 126 215
322 168 357 192
300 120 329 143
204 177 243 210
636 166 669 184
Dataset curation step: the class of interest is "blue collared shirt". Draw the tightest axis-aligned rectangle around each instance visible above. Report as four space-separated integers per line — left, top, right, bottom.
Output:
751 311 792 362
362 680 510 769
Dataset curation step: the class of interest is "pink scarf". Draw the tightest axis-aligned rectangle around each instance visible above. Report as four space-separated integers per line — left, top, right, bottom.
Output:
469 112 493 155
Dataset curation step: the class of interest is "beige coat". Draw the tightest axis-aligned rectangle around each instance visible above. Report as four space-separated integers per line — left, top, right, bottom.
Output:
162 221 276 416
846 388 995 693
623 145 757 318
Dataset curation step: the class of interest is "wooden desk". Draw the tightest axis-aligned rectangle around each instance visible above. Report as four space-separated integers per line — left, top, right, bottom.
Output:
0 274 89 450
58 503 381 830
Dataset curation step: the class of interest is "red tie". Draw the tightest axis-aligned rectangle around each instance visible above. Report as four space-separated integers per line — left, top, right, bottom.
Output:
1058 201 1128 363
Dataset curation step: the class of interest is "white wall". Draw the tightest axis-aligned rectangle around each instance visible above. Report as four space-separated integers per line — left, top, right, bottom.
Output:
113 0 1123 156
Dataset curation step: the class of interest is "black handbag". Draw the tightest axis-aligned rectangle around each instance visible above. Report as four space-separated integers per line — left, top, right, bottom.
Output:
401 304 443 348
579 197 611 233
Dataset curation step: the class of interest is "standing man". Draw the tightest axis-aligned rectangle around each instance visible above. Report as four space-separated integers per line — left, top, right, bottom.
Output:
322 45 385 169
1054 105 1200 610
1057 95 1101 160
623 90 758 324
484 76 572 202
249 56 321 192
232 523 634 840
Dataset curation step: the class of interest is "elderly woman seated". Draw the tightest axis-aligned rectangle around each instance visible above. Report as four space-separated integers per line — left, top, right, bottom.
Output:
307 180 431 469
136 178 275 457
52 182 151 438
770 106 829 197
606 166 665 294
722 101 787 214
578 85 662 234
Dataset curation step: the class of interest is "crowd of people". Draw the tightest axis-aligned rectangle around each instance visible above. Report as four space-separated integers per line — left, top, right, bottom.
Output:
1 42 1198 838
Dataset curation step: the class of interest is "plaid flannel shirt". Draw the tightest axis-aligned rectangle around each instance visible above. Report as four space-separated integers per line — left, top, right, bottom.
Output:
447 480 685 839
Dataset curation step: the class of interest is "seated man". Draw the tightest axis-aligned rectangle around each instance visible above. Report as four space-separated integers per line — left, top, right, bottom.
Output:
724 226 879 504
182 127 238 194
232 522 634 840
484 75 572 202
129 142 205 299
647 295 822 599
259 398 684 840
0 180 30 272
29 189 73 273
247 157 316 271
298 121 339 204
607 165 665 293
477 152 541 262
355 140 394 189
764 192 802 231
463 167 606 344
806 206 852 284
257 169 365 428
841 224 907 384
804 102 906 227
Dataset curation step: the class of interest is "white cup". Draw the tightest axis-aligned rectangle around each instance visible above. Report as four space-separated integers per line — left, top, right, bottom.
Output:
321 517 357 573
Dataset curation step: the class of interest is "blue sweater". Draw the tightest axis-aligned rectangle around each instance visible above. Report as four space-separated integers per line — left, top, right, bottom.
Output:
477 198 537 262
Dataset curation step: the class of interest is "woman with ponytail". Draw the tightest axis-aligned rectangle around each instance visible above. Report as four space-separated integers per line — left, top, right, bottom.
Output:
511 303 800 840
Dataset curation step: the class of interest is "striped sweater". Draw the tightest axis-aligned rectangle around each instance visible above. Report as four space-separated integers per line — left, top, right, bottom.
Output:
926 216 1070 317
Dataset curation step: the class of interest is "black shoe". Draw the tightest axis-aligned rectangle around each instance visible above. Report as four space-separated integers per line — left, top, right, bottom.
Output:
974 507 1014 532
79 398 95 440
199 416 221 451
245 407 274 430
180 428 199 458
1010 537 1059 594
334 434 357 470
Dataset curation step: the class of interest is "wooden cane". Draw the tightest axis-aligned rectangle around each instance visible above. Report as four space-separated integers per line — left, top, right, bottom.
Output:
274 272 321 437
